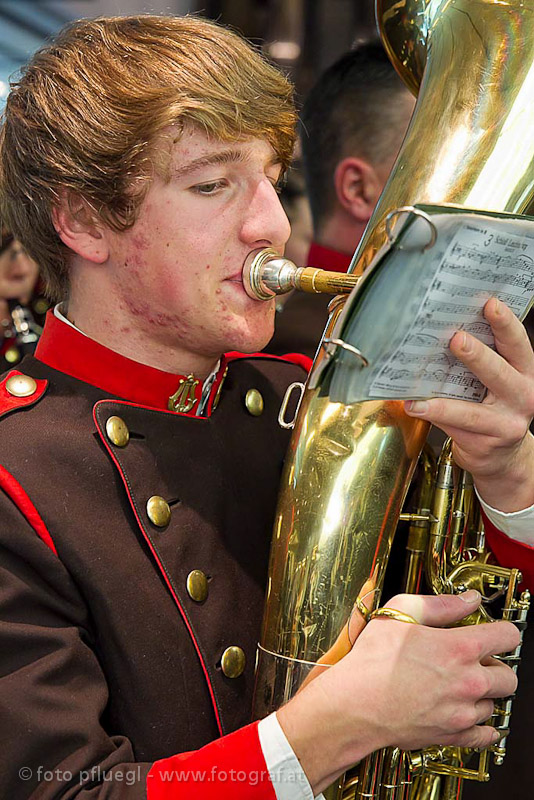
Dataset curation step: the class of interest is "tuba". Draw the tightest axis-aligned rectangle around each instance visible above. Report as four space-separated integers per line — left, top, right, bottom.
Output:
250 1 534 798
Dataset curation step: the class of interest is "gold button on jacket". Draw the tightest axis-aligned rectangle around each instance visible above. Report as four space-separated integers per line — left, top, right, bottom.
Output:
105 416 130 447
186 570 209 603
146 496 171 528
220 646 246 678
5 375 37 398
245 388 264 416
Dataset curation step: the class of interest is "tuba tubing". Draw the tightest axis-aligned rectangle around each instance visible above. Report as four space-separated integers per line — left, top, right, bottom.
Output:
253 1 534 798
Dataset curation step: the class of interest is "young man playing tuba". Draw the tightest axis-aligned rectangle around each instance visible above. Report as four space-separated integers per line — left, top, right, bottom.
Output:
0 15 532 800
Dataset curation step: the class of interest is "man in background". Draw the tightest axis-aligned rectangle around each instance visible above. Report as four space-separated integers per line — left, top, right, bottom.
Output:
267 40 414 357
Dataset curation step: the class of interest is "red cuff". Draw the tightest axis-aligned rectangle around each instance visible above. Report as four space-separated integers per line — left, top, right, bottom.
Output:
482 511 534 589
147 722 276 800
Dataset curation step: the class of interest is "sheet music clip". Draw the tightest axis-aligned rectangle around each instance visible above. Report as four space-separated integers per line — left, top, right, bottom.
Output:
385 206 438 252
321 337 369 368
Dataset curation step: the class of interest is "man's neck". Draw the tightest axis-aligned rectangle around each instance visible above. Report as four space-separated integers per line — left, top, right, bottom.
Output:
316 215 367 257
65 298 218 380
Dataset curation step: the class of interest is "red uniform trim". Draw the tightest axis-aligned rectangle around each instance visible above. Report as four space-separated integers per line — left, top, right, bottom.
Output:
147 721 275 800
482 512 534 590
93 400 223 737
0 370 48 418
36 312 207 414
226 350 312 373
0 464 57 556
35 311 310 412
307 241 352 273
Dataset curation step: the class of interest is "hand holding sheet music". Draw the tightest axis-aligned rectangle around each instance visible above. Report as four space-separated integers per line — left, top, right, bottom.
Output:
368 219 534 401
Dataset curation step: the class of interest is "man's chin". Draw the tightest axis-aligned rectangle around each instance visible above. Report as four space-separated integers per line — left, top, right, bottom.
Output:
225 321 275 355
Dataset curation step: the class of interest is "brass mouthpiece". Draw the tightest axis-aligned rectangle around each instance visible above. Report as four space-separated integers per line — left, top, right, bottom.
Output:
242 247 359 301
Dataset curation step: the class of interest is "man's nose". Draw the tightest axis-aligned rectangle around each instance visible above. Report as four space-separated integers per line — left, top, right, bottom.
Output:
240 179 291 249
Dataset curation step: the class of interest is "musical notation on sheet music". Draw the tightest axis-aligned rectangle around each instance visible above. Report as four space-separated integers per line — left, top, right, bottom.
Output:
368 218 534 401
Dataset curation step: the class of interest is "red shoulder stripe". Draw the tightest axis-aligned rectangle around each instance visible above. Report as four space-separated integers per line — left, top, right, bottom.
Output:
0 464 57 556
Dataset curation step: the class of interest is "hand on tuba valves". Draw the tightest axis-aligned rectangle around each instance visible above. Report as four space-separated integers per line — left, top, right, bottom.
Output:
276 590 519 797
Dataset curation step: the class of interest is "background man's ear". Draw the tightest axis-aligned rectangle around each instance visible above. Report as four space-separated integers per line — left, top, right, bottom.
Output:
334 156 383 223
52 191 109 264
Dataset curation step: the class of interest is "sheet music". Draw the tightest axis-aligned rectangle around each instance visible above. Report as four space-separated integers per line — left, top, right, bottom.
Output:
368 220 534 401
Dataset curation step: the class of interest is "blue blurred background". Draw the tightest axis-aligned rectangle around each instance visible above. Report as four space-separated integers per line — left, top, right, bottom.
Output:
0 0 377 107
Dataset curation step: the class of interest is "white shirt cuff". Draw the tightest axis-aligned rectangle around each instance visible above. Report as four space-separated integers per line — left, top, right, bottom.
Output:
258 712 324 800
476 490 534 546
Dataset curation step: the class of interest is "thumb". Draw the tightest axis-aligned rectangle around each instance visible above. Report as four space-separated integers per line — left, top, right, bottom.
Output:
384 590 481 627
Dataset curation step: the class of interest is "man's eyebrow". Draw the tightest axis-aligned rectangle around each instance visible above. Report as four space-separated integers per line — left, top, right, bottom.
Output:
172 148 281 179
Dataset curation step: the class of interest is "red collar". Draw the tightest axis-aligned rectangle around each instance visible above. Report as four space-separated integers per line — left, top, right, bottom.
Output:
35 311 227 416
306 242 352 273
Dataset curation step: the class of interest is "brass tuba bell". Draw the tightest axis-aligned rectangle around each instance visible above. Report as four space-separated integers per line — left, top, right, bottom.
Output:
252 1 534 798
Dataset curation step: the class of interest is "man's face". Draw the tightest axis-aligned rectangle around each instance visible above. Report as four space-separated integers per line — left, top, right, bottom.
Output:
105 128 291 364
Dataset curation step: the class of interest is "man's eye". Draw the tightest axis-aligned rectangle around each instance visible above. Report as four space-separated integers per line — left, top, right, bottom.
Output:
271 175 287 195
192 180 226 195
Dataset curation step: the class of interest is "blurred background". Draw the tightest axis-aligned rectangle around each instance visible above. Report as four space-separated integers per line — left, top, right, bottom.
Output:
0 0 377 107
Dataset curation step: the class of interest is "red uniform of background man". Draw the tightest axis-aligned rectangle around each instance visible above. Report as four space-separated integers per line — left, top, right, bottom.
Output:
0 15 532 800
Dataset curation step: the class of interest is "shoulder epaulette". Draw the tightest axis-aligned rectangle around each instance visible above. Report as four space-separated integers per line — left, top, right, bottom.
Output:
0 370 48 420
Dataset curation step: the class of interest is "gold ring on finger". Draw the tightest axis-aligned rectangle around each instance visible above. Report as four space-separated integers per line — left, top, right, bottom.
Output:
370 607 420 625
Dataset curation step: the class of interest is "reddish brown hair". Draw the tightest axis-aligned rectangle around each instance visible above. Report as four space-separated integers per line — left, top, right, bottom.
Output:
0 15 296 299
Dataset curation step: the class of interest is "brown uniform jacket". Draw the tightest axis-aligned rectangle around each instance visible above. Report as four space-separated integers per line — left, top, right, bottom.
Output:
0 311 309 799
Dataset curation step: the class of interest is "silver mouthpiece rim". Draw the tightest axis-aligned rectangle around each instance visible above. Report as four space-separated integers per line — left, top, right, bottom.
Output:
243 248 299 301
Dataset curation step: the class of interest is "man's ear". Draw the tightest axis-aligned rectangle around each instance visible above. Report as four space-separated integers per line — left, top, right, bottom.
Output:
52 191 109 264
334 157 384 223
